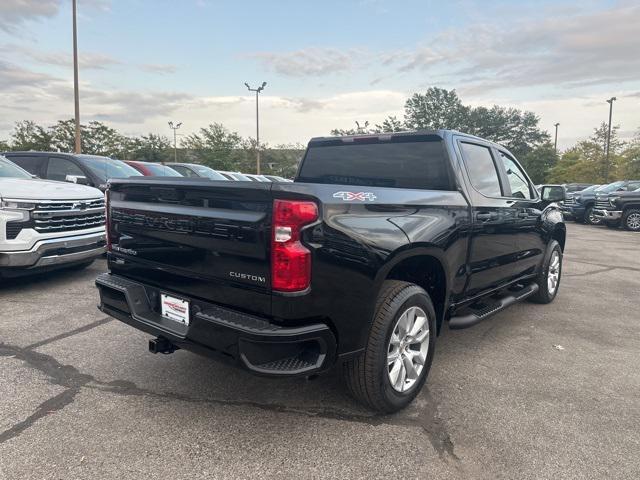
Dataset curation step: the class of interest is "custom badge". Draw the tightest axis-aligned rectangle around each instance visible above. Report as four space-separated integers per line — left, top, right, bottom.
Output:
333 191 377 201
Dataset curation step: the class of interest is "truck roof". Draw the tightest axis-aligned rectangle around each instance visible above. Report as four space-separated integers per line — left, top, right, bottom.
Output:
308 129 506 149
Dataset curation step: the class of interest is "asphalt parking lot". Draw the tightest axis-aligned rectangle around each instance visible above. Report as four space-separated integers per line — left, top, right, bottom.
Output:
1 223 638 479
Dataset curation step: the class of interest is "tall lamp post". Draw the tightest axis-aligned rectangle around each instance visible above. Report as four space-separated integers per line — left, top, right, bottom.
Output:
245 82 267 174
605 97 616 183
72 0 81 153
553 123 560 154
168 121 182 163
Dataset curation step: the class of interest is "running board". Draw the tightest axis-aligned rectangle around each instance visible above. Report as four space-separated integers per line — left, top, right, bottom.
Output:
448 282 539 330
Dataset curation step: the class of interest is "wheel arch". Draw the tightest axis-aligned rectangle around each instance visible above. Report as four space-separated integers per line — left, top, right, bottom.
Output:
375 247 450 334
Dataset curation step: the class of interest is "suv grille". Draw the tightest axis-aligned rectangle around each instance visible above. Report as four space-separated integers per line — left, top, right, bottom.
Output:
595 198 611 210
564 196 576 206
31 198 105 233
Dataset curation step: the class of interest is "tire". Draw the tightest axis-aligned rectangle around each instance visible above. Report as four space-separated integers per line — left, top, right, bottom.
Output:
622 209 640 231
584 206 602 225
529 240 562 304
343 280 436 413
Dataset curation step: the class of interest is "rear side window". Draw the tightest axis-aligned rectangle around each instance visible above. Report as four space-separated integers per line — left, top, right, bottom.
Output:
460 142 502 197
297 136 453 190
6 155 43 175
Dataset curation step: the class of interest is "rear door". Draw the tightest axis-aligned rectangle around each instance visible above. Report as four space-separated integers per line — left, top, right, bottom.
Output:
456 138 521 296
108 180 273 317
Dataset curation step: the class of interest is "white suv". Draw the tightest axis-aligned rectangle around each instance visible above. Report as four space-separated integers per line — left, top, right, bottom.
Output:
0 155 106 278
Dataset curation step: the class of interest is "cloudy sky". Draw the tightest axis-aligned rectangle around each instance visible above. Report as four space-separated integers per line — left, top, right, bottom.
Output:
1 0 638 149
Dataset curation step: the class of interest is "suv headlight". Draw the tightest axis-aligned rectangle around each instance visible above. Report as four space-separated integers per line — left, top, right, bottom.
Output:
0 200 37 210
574 195 581 203
609 197 619 206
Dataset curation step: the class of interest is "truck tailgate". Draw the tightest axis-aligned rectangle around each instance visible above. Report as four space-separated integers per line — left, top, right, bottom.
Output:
107 179 273 317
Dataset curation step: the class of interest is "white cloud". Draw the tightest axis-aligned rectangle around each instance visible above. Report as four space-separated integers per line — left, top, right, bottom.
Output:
250 48 364 77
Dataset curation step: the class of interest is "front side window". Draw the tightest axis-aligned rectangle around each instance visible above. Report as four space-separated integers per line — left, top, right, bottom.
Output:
47 157 85 182
460 142 502 197
499 152 534 199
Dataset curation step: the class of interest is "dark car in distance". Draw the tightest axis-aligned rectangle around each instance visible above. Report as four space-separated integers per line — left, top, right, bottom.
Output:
594 186 640 231
3 152 142 191
562 180 640 224
124 160 183 177
96 129 566 412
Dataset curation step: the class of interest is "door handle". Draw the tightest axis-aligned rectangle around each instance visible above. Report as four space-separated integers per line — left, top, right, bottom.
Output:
476 212 498 221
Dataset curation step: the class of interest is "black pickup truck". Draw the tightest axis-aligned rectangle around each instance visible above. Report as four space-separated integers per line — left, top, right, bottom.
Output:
96 130 566 412
594 186 640 231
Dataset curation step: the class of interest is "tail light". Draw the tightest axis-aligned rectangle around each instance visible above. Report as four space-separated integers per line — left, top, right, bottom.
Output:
271 199 318 292
105 188 112 252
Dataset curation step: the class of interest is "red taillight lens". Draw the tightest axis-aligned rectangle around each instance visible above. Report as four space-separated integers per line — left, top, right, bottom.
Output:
271 199 318 292
105 189 112 252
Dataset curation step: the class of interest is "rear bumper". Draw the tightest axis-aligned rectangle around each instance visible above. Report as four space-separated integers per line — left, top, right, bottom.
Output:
95 273 337 376
0 231 106 269
593 209 622 220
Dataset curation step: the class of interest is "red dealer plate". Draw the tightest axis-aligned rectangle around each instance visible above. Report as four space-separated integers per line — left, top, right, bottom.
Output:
160 293 190 326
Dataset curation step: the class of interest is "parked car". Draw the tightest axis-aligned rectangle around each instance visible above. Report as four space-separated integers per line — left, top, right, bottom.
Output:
561 180 640 224
563 183 594 193
594 186 640 231
0 155 105 278
263 175 291 182
96 130 566 412
165 162 229 180
217 170 252 181
124 161 182 177
2 152 142 191
245 174 271 182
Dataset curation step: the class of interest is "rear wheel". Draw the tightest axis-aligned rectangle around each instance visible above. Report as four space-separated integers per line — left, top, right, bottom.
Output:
529 240 562 304
343 280 436 413
622 209 640 231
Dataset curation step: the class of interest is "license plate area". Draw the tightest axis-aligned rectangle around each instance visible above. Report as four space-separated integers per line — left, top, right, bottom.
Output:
160 293 190 326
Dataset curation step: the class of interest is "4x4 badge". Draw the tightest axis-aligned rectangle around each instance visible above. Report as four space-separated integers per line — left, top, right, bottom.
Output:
333 191 377 201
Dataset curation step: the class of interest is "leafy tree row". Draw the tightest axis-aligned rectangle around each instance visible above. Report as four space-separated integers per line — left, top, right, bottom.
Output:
331 87 639 184
2 87 638 183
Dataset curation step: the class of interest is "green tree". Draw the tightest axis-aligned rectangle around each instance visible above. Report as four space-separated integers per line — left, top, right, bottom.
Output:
181 123 248 170
403 87 470 131
619 131 640 179
49 119 77 153
547 124 624 183
83 121 128 158
520 142 557 184
127 134 172 162
10 120 53 151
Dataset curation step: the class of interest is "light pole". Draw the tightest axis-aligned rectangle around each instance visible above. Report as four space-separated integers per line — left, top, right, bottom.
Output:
553 123 560 154
168 121 182 163
245 82 267 174
72 0 81 153
605 97 616 182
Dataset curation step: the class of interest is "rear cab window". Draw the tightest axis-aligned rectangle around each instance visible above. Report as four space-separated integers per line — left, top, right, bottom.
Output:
297 134 454 190
459 142 502 197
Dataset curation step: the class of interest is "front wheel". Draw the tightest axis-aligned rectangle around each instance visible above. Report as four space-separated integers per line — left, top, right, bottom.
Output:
585 206 602 225
622 209 640 231
529 240 563 304
343 280 436 413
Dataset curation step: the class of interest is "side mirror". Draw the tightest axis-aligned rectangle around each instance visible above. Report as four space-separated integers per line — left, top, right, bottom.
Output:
65 174 88 185
541 185 566 202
